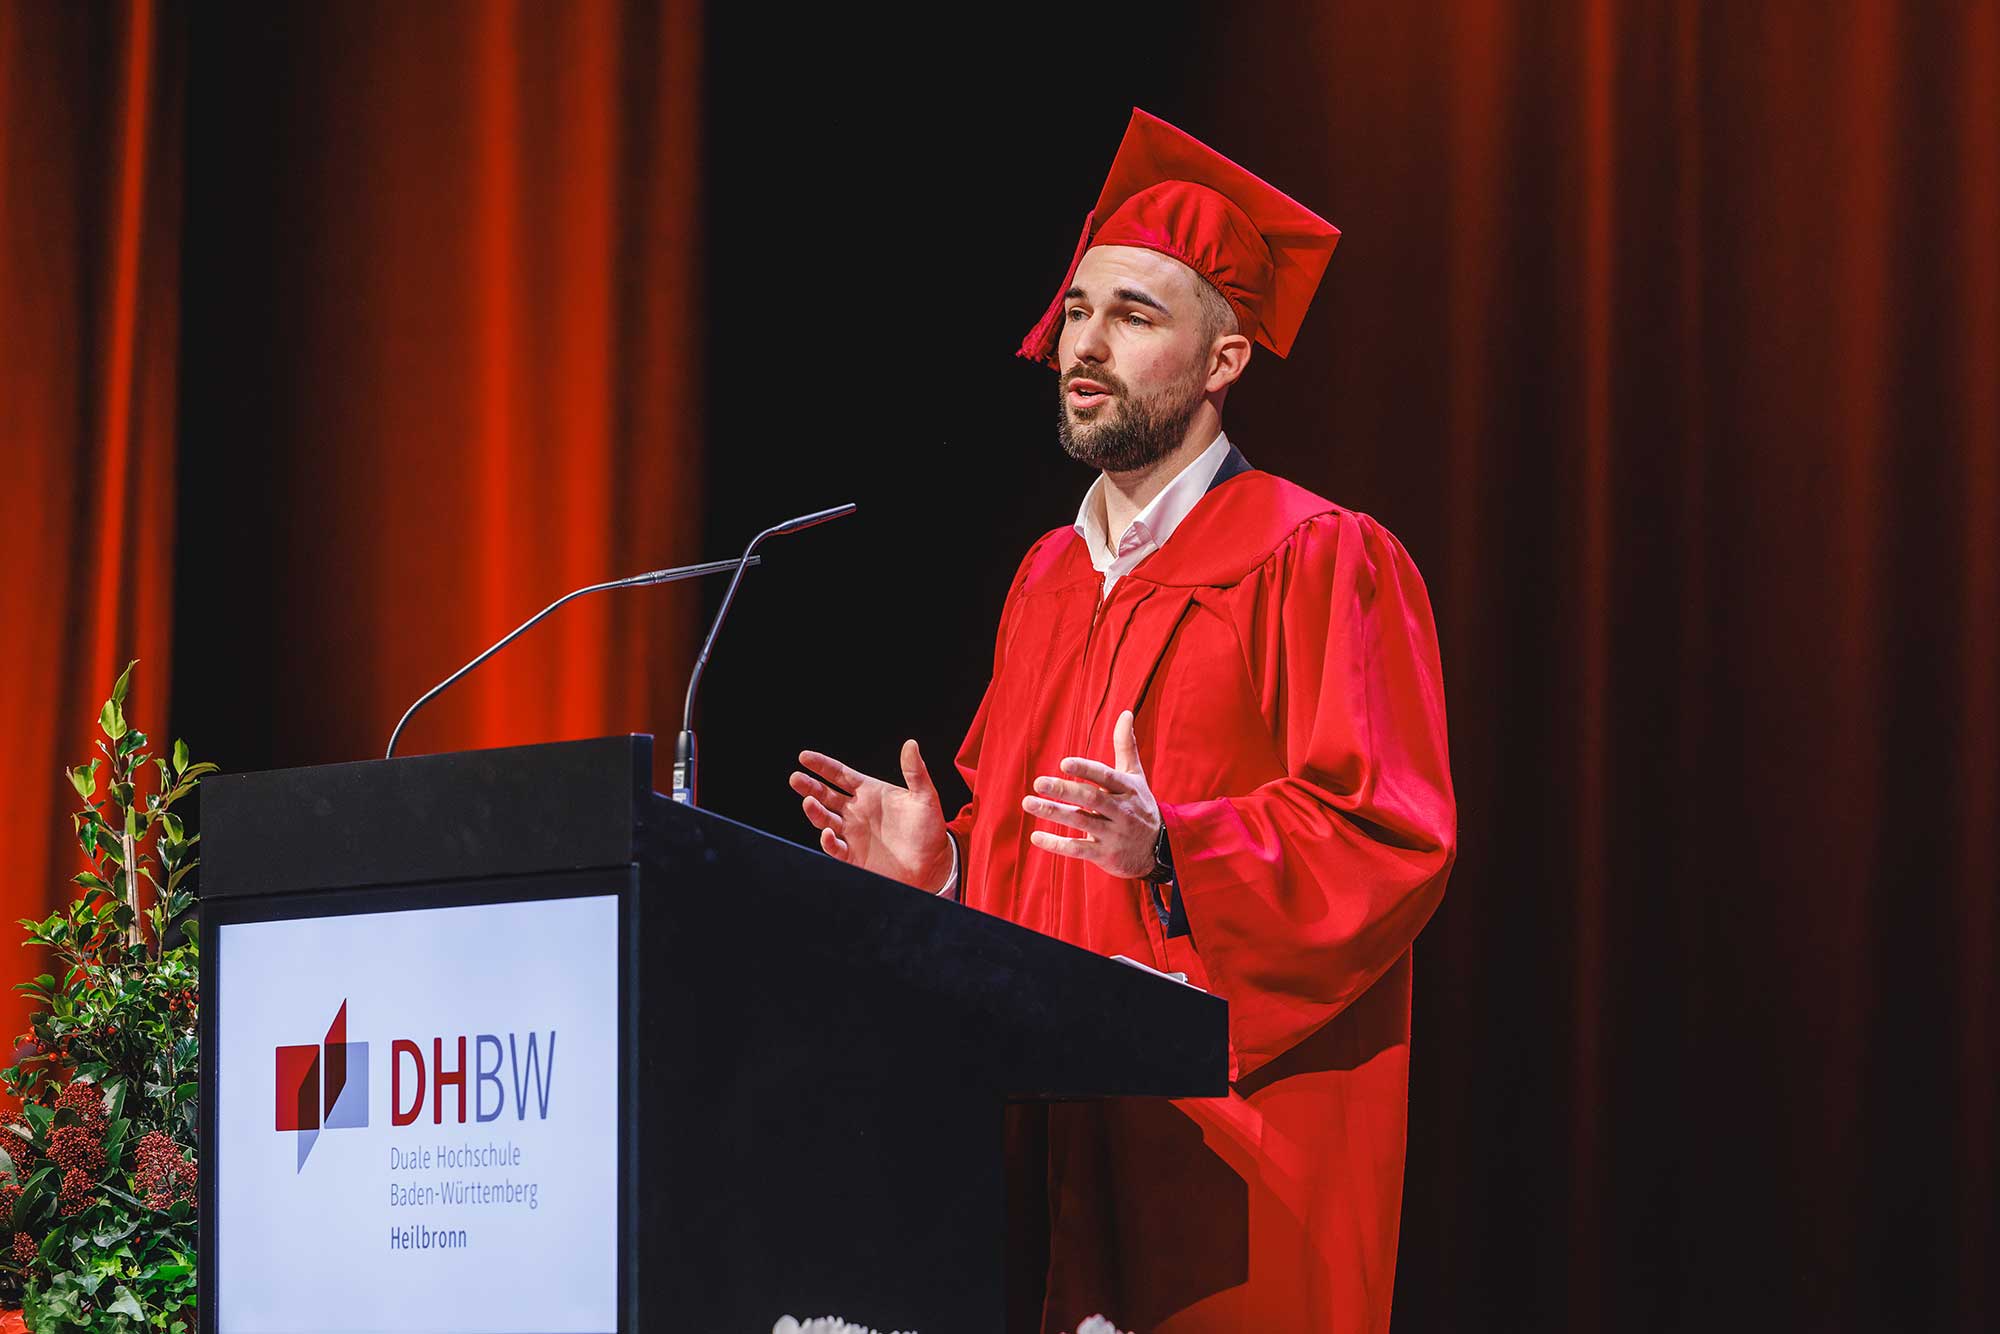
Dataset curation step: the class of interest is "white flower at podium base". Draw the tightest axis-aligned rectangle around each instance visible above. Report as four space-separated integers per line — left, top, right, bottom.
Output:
772 1316 1129 1334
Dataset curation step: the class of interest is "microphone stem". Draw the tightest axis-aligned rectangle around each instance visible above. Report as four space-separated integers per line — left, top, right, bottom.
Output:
675 502 856 807
385 556 756 760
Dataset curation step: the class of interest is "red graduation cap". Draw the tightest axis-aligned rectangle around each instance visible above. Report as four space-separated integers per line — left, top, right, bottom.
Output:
1019 108 1341 368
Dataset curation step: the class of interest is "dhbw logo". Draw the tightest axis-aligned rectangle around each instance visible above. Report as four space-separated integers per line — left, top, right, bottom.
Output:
274 999 368 1172
389 1031 557 1126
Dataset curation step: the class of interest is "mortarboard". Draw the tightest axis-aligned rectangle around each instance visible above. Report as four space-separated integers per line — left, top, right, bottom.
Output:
1019 108 1341 368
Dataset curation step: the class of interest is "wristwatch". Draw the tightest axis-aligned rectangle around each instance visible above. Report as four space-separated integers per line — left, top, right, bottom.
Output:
1143 820 1175 884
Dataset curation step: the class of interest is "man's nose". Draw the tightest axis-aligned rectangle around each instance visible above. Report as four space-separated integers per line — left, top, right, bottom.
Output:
1069 313 1111 364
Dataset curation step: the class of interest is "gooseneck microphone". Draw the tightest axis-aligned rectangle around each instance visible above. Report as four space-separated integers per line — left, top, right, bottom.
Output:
674 502 857 806
384 556 762 760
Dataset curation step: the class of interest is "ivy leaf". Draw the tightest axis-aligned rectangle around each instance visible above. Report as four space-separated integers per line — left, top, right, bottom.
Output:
93 1213 141 1248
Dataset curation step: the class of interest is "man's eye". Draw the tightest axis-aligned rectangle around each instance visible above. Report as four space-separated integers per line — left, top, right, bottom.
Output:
1126 313 1151 327
1065 308 1087 321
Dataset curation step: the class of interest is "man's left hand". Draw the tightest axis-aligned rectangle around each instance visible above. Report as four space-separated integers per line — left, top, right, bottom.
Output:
1023 709 1162 879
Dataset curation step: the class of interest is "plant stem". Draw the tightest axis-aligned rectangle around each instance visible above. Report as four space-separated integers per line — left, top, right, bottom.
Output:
121 753 146 956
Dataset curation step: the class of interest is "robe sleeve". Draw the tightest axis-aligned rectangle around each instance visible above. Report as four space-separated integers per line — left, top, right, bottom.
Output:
1158 510 1457 1078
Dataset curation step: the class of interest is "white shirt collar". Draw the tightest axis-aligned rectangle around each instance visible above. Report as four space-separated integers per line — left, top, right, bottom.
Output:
1072 431 1234 593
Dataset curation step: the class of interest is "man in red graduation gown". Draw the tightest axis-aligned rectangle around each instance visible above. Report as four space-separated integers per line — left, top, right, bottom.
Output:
790 109 1456 1334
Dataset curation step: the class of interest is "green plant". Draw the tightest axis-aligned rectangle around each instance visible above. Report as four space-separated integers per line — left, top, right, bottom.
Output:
0 662 211 1331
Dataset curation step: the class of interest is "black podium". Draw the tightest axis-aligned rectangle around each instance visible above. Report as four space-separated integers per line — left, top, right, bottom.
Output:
198 735 1226 1334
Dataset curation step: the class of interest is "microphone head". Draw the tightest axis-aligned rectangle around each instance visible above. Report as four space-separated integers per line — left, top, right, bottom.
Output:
773 502 857 535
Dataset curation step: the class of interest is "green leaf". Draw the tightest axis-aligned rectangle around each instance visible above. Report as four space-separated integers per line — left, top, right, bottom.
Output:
171 739 188 775
74 871 112 893
101 697 128 742
112 659 137 706
93 1214 141 1247
98 1181 148 1210
118 727 149 757
68 765 96 800
178 762 218 782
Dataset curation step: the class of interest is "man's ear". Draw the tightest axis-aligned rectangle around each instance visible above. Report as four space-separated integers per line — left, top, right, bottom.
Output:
1207 334 1253 394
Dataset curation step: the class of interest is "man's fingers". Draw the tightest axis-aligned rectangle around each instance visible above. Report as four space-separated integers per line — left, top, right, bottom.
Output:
1031 776 1114 814
899 739 935 797
801 795 844 835
1114 709 1143 775
1029 829 1101 863
819 827 851 861
1057 757 1135 795
1022 794 1104 834
798 750 869 795
789 771 851 811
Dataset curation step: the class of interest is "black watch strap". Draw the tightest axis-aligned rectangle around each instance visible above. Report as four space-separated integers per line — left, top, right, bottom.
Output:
1143 821 1175 884
1143 824 1192 939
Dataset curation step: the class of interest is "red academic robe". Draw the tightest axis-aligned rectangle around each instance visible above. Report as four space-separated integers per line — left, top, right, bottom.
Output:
947 466 1456 1334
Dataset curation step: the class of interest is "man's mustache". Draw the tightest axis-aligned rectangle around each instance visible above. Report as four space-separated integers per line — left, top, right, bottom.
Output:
1060 367 1127 397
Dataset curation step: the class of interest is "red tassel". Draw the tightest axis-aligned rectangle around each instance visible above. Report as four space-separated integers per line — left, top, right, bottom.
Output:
1016 209 1096 367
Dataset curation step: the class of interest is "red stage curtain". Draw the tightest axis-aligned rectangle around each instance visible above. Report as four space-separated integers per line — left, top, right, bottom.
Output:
187 0 706 768
0 2 184 1051
1173 4 1997 1328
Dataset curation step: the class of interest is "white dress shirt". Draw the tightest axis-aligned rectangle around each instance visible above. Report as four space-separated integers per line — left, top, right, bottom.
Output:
935 430 1235 896
1072 431 1235 595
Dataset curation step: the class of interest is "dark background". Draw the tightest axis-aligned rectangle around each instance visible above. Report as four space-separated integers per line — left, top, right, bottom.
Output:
8 2 1993 1330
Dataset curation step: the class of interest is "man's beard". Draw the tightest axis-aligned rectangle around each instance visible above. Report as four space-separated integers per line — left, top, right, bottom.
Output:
1056 361 1208 473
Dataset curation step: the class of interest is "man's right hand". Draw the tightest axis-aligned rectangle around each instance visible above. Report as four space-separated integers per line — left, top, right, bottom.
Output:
790 740 954 892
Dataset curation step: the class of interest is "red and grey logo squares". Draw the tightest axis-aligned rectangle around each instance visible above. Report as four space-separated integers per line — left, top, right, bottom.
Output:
275 999 368 1171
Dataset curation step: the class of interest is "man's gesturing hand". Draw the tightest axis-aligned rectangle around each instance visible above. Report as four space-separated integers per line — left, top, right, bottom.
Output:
790 740 955 892
1023 710 1162 879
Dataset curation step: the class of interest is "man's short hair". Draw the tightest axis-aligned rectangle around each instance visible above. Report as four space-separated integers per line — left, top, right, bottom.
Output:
1193 277 1240 351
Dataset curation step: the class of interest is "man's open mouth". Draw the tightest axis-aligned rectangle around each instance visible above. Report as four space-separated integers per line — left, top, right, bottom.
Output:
1067 381 1112 408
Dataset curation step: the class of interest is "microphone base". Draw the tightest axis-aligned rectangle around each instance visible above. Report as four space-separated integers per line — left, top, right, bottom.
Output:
671 729 698 807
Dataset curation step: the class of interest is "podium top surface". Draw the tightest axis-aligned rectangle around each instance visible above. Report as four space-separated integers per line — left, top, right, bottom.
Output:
203 734 652 898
